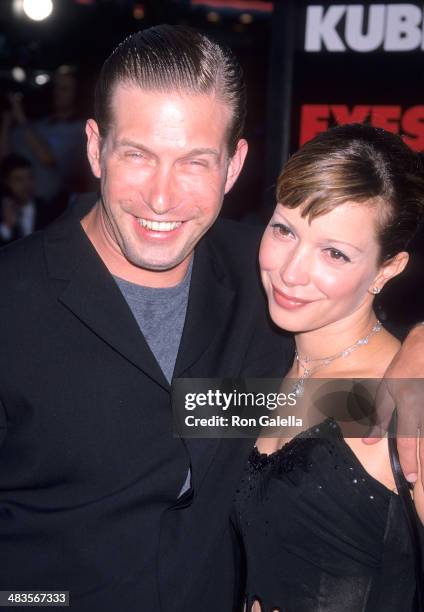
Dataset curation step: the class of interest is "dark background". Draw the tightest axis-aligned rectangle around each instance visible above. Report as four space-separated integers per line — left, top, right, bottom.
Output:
0 0 274 221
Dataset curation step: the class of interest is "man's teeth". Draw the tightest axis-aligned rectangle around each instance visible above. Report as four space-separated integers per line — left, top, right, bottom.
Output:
138 218 182 232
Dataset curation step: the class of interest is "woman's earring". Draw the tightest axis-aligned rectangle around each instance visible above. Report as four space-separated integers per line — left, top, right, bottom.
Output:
370 286 381 294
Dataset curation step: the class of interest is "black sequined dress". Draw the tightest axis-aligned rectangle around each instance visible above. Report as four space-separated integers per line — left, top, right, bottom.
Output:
233 418 420 612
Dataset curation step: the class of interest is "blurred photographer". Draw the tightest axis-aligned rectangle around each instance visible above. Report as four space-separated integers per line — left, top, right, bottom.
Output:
0 153 44 246
0 66 86 218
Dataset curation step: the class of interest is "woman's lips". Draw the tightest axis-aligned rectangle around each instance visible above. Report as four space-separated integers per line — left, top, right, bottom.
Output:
272 286 314 310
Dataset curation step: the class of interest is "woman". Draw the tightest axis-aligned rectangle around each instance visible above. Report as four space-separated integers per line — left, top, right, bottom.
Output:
234 123 424 612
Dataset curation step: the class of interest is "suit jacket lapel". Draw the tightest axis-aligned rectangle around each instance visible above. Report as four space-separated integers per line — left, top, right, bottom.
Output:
44 197 237 494
173 234 236 495
173 236 235 378
43 195 169 390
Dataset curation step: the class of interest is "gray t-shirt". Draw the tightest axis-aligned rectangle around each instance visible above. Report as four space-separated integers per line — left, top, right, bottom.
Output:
114 263 193 497
113 260 192 383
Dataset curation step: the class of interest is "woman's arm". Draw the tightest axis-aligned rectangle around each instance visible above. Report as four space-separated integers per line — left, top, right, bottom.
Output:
364 324 424 487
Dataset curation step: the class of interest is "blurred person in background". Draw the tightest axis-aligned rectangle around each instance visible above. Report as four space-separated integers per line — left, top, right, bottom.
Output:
0 65 87 221
0 153 44 246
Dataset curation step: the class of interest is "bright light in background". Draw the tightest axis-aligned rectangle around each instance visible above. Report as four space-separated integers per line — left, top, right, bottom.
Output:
133 4 145 20
22 0 54 21
207 11 220 22
12 67 26 82
240 13 253 24
35 73 51 86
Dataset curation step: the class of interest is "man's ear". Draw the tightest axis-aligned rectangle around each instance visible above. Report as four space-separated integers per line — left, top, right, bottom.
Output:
369 251 409 294
224 139 248 194
85 119 102 179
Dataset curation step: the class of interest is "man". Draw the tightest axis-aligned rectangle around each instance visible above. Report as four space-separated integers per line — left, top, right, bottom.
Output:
0 66 87 214
0 154 42 246
0 25 422 612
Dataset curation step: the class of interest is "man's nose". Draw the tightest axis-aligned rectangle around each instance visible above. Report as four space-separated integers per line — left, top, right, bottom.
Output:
279 247 310 287
144 166 176 216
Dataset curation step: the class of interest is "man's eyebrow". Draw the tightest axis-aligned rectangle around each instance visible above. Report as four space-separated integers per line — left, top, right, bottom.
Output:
117 140 219 158
117 139 153 153
182 148 220 158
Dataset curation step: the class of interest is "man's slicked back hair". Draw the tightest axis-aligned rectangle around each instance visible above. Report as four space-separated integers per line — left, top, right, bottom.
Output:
94 25 246 156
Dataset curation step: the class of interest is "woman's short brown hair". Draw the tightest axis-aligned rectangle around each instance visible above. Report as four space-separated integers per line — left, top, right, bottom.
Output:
276 123 424 263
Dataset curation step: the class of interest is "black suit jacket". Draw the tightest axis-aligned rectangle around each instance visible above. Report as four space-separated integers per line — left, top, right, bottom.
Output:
0 194 294 611
0 197 45 248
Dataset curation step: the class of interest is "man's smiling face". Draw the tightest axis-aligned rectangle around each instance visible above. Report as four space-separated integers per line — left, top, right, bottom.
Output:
86 83 247 284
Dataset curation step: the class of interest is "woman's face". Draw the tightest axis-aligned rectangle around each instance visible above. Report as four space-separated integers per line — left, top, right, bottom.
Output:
259 201 383 333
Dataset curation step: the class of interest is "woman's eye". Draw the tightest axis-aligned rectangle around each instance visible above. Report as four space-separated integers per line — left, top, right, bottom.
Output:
326 248 350 263
271 223 293 238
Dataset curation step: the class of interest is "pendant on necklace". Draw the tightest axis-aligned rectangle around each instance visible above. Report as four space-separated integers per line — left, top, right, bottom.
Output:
292 378 305 397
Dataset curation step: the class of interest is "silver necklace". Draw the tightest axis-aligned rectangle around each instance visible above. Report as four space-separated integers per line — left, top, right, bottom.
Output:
292 320 382 397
